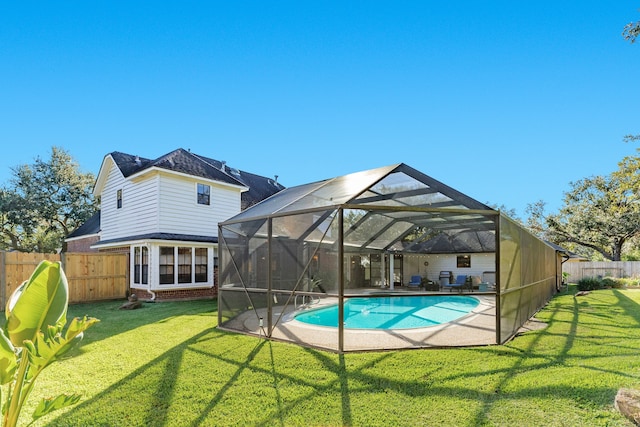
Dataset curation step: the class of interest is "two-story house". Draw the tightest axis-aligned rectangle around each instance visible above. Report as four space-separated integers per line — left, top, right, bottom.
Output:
65 148 284 301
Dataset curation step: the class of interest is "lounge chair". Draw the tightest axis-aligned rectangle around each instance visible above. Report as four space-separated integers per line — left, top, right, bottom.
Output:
407 275 422 289
444 275 468 292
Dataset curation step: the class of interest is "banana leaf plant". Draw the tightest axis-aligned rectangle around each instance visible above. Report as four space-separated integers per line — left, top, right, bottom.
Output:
0 260 99 427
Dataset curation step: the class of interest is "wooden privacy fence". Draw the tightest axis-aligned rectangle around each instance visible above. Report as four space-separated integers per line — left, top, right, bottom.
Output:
0 251 128 309
563 261 640 281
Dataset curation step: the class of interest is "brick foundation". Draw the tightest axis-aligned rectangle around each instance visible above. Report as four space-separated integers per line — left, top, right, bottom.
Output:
132 287 217 302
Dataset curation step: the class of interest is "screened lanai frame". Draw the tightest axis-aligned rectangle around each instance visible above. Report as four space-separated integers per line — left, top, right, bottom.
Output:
217 163 559 352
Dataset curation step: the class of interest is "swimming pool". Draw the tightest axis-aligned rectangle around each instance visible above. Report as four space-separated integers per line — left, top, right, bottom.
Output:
294 295 480 329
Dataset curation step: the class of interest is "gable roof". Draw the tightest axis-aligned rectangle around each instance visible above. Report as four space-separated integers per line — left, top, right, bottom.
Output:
70 149 286 241
108 148 285 209
222 163 498 253
225 162 493 222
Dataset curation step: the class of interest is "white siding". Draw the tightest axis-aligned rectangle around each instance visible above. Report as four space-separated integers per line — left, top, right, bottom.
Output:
403 253 496 284
100 166 160 241
100 164 242 242
99 163 124 241
157 174 242 237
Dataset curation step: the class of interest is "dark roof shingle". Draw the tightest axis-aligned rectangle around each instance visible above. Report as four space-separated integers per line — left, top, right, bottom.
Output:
110 148 285 208
67 211 100 238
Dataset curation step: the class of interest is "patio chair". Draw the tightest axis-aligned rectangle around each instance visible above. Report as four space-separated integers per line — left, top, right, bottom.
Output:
407 275 422 289
445 275 468 292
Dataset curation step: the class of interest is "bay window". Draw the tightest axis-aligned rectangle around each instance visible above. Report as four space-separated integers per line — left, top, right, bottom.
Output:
133 246 148 284
159 246 209 285
159 247 175 284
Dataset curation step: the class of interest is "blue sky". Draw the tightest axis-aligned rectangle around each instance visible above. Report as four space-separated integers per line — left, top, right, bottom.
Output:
1 1 639 218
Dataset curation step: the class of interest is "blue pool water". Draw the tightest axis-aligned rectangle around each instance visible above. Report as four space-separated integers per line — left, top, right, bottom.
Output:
294 295 479 329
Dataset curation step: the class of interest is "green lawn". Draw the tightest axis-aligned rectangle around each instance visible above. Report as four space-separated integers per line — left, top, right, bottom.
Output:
24 287 640 426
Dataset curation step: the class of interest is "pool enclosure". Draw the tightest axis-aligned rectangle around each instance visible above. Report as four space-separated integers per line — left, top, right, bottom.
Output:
218 163 560 352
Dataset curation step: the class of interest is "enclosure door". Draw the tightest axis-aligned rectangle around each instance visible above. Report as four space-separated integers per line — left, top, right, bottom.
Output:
369 253 403 287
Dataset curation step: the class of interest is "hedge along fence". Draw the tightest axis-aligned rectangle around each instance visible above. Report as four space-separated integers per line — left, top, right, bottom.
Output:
563 261 640 281
0 251 128 309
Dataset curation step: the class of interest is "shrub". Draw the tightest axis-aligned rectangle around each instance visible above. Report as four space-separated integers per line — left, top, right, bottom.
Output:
577 277 602 291
601 277 624 289
619 277 640 288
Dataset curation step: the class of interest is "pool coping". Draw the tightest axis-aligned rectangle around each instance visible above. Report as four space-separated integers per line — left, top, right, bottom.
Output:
231 294 497 351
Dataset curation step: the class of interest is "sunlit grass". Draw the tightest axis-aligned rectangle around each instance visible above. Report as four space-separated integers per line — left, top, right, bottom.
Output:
23 288 640 426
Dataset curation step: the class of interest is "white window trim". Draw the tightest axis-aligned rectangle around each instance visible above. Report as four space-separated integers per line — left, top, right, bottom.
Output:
196 183 211 206
154 244 214 290
130 244 150 288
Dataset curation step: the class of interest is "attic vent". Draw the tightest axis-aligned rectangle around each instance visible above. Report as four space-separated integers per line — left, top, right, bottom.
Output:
229 167 241 176
134 156 141 166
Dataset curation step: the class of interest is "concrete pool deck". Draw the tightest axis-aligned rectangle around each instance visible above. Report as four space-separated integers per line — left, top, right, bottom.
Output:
225 292 497 351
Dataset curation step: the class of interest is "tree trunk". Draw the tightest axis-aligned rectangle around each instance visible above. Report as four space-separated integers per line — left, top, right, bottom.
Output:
612 243 623 261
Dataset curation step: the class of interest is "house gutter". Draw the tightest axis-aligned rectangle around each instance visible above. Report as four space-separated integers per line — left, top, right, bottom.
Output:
144 243 156 302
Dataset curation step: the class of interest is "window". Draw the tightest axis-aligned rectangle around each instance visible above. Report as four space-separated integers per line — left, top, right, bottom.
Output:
133 246 148 284
178 247 192 283
159 247 175 284
159 246 210 285
195 248 208 282
197 183 210 205
117 189 122 209
457 255 471 268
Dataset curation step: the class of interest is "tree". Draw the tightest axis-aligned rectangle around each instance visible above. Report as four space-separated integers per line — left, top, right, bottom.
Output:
0 147 97 253
527 157 640 261
486 202 521 223
623 5 640 43
623 19 640 43
527 136 640 260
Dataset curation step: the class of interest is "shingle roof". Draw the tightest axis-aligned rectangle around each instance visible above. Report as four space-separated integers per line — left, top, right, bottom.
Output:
94 232 218 247
409 230 496 253
66 211 100 238
110 148 285 209
68 149 285 240
191 153 284 210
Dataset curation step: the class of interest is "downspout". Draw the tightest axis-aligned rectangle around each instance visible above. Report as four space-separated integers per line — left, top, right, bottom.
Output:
146 243 156 302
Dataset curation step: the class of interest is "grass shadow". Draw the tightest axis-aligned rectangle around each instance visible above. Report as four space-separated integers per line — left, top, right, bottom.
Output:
67 299 216 345
42 291 640 426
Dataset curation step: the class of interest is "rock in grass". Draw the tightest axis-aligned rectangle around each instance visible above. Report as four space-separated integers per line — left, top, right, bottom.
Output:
120 293 142 310
615 388 640 425
119 300 142 310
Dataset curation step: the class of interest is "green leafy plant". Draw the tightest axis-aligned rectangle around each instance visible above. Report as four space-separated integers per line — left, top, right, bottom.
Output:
0 260 99 427
620 277 640 287
600 277 624 289
576 276 602 291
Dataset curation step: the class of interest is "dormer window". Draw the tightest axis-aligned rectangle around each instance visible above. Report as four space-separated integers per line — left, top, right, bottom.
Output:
197 183 210 205
117 189 122 209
